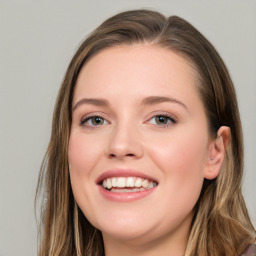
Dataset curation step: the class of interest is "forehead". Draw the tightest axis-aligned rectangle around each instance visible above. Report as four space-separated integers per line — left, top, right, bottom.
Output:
74 44 200 101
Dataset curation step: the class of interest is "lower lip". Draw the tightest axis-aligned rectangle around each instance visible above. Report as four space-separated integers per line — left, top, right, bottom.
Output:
98 185 157 202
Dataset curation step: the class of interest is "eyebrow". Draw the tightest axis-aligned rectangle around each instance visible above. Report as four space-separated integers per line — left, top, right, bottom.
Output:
142 96 188 110
72 98 109 112
72 95 187 112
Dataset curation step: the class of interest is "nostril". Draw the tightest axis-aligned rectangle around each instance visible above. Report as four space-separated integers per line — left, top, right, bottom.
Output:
108 153 135 158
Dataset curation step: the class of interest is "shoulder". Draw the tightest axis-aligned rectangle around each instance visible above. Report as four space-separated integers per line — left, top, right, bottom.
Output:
242 244 256 256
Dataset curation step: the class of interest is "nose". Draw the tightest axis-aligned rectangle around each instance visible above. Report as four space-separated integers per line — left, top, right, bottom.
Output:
106 122 144 160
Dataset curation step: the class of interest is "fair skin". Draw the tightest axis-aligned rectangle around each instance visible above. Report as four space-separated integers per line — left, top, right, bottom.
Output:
68 44 229 256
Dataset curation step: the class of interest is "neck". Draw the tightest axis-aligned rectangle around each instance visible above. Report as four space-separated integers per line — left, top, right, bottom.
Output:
103 237 187 256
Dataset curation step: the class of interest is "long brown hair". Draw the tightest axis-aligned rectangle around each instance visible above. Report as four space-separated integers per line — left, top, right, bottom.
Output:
36 9 255 256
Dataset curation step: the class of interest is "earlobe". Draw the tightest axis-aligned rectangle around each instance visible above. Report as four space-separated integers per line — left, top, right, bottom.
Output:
204 126 230 180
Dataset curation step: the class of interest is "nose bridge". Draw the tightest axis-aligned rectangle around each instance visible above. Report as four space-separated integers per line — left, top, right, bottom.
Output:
107 115 143 159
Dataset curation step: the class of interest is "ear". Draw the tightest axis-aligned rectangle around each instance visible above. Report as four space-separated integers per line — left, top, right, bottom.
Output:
204 126 231 180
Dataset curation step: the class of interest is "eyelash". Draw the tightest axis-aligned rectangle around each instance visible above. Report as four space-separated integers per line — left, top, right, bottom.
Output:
147 113 177 128
80 114 109 127
80 113 177 128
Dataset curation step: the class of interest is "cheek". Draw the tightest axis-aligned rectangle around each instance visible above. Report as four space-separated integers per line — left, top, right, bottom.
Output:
68 132 103 207
68 132 103 176
149 127 207 170
147 127 207 202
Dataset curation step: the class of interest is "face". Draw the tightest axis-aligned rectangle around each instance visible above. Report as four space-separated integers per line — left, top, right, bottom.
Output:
68 45 212 246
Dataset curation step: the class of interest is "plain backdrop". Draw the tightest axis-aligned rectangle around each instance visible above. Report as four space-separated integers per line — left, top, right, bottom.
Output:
0 1 255 255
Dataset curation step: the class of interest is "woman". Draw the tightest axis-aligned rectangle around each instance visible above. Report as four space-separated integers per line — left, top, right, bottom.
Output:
36 10 256 256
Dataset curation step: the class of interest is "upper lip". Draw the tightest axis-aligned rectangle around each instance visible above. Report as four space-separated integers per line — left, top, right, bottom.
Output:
96 169 158 184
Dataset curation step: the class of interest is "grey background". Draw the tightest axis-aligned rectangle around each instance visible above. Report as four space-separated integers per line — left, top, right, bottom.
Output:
0 1 255 255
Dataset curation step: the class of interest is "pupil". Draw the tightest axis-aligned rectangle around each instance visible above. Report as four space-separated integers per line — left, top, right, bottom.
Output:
157 116 167 124
93 117 103 125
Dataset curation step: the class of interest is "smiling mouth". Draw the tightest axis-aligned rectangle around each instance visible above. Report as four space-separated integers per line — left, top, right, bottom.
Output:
101 177 158 193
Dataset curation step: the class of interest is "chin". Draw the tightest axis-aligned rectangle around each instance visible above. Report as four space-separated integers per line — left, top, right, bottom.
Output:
100 223 159 245
87 208 158 242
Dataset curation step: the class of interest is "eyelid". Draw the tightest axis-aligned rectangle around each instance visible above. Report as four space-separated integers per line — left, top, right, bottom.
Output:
80 112 110 126
146 111 177 122
145 111 178 127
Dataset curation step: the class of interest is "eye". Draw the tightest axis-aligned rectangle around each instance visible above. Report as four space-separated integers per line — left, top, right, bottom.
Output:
81 116 108 127
149 115 176 126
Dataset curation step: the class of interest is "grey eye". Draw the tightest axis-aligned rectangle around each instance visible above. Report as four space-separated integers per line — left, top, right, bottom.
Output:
81 116 107 126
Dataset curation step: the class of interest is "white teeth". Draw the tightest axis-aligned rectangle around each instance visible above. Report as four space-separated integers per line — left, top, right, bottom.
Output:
148 181 154 189
111 177 117 187
135 178 142 187
126 177 135 187
106 178 111 189
142 179 149 188
116 177 126 187
101 177 157 191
